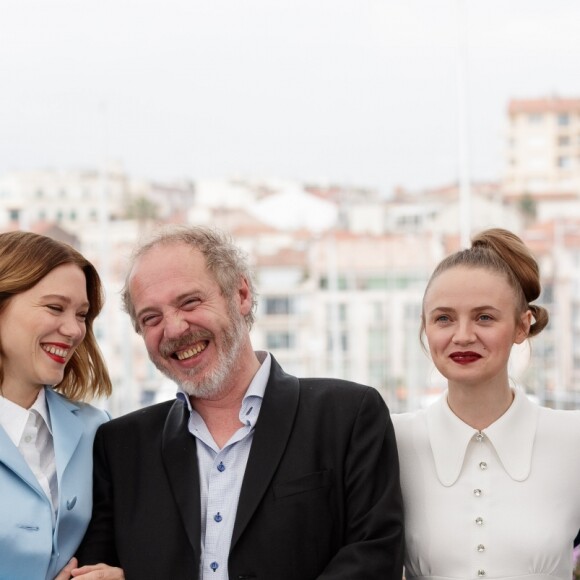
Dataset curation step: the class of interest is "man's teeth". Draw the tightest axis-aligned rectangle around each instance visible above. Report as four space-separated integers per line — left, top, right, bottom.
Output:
176 342 207 361
42 345 69 358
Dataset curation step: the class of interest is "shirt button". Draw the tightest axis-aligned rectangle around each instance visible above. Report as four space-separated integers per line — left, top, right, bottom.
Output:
473 489 482 497
479 461 488 470
24 435 32 443
475 433 485 442
477 544 485 552
214 512 223 523
475 517 484 525
217 462 225 472
478 570 486 577
210 562 219 572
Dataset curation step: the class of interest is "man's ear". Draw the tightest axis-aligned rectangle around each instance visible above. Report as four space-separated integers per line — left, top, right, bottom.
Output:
237 276 253 316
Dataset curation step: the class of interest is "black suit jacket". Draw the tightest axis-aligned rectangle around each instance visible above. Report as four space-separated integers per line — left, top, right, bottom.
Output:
78 356 404 579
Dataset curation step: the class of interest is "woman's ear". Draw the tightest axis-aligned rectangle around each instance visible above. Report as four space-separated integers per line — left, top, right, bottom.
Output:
514 309 532 344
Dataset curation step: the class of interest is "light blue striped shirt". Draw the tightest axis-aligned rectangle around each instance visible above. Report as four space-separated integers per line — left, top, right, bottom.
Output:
176 351 271 580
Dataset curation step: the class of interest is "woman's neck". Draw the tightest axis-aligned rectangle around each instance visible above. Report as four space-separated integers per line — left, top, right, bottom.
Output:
0 382 43 409
446 382 514 431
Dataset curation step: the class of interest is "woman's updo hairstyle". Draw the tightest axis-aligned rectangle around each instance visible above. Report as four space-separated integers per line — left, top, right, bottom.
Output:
422 228 549 338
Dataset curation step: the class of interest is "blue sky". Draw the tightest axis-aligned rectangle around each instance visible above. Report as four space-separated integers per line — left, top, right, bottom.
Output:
1 0 579 196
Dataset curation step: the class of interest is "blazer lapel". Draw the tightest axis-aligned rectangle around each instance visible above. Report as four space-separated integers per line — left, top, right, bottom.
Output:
161 399 202 561
46 388 83 482
0 424 46 497
231 356 299 547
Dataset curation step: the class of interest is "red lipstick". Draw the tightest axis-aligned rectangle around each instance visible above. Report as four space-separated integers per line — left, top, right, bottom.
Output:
449 351 481 365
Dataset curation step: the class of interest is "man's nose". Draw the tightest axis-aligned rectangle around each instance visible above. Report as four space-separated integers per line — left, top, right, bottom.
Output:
164 312 189 339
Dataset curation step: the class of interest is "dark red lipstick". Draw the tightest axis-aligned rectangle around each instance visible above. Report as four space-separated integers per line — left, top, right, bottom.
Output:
449 351 482 364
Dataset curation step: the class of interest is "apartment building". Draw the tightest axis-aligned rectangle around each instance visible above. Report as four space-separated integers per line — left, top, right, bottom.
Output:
503 96 580 198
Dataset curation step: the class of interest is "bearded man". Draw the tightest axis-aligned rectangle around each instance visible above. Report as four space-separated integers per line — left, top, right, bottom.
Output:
76 226 404 580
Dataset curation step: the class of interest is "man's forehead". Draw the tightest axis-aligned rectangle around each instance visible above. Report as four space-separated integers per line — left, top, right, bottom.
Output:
133 243 206 270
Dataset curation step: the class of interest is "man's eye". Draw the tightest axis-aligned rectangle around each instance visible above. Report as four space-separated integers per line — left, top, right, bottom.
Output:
141 315 160 327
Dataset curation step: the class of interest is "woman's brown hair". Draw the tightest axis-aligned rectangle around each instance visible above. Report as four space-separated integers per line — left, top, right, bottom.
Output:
421 228 549 339
0 231 112 401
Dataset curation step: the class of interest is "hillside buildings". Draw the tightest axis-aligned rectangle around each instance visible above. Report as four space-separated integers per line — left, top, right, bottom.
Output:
2 96 580 415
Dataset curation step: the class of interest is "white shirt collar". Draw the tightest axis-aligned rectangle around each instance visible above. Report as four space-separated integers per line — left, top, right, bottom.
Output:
426 388 539 486
0 387 52 447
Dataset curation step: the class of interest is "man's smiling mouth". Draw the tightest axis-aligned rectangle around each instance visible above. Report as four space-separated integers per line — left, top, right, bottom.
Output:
174 341 208 361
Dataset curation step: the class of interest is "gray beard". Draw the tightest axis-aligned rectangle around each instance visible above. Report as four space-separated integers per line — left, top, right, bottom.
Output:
153 311 248 400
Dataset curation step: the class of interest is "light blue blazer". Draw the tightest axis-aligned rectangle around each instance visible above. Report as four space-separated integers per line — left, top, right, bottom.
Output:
0 387 109 580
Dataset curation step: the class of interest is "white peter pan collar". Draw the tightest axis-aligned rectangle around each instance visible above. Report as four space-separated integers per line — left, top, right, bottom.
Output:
426 388 539 486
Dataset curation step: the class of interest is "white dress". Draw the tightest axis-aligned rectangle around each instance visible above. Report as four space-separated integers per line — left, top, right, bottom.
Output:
392 389 580 580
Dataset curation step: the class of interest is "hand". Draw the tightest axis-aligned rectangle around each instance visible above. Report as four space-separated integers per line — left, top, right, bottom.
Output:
54 557 78 579
70 564 125 579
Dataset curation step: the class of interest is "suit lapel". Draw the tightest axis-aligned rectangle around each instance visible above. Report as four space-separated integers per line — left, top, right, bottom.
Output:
231 356 299 547
161 399 202 561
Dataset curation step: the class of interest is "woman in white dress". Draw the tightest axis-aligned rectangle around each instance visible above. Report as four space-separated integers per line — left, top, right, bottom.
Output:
392 228 580 580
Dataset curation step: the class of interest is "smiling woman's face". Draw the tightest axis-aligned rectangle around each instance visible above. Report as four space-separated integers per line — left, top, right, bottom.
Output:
423 266 531 392
0 263 88 406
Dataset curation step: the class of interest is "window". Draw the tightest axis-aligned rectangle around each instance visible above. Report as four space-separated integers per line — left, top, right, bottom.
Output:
557 156 571 169
327 331 348 352
558 135 570 146
326 302 348 322
266 331 296 350
557 113 570 126
264 296 294 315
528 113 543 124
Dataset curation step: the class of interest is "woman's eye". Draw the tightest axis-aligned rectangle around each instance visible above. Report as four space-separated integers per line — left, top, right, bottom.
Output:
47 305 63 313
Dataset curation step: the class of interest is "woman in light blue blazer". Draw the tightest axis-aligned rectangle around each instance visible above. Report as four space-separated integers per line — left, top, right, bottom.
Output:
0 231 112 580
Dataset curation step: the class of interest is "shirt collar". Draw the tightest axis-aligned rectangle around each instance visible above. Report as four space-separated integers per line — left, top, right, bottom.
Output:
177 350 271 424
426 388 539 486
0 387 52 446
239 351 270 427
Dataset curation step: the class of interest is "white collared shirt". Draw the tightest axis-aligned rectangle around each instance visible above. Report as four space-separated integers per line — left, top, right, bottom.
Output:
0 387 52 446
0 388 58 520
392 389 580 580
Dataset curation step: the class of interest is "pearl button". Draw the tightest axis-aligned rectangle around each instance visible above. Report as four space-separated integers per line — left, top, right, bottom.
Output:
474 488 482 497
475 517 484 525
475 433 485 442
479 461 488 470
477 544 485 552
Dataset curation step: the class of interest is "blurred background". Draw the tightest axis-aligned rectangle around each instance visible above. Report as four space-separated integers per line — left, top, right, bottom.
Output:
2 0 580 416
